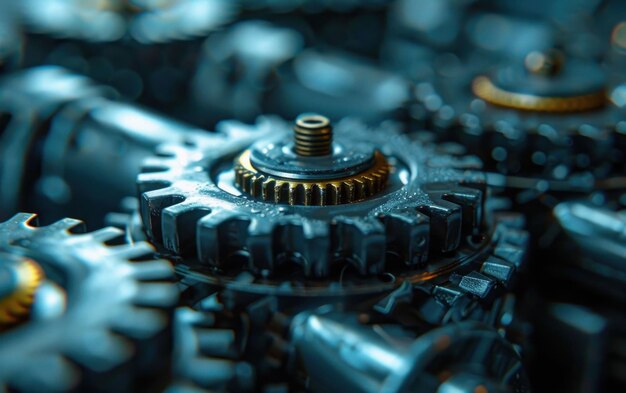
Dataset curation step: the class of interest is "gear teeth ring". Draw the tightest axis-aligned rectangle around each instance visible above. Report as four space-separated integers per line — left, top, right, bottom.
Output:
234 150 391 206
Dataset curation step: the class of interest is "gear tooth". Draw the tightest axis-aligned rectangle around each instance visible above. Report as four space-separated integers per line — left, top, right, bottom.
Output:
274 182 287 204
417 194 463 253
288 184 298 205
132 282 180 308
261 178 275 201
8 213 39 227
162 202 211 256
331 216 386 275
111 242 155 259
450 271 496 299
246 218 276 273
112 307 169 340
382 210 430 268
436 184 484 235
249 176 261 198
480 256 516 284
173 308 254 392
197 210 251 267
137 172 172 194
273 219 331 277
242 172 253 194
313 184 325 206
341 181 355 203
361 175 374 197
89 227 125 242
45 218 86 233
303 184 313 206
131 259 175 281
352 178 365 200
301 220 331 277
139 187 184 245
196 328 238 358
327 183 340 205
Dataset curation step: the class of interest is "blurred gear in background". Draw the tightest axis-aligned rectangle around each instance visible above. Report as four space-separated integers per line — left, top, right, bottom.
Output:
0 0 625 392
0 213 178 391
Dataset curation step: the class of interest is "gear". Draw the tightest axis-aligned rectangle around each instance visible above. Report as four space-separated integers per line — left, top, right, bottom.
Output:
233 114 391 206
139 115 488 275
138 115 527 299
413 50 623 179
0 213 178 392
290 310 530 393
0 255 44 327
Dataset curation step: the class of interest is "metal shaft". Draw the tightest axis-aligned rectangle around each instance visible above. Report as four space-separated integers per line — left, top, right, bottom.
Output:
293 114 332 156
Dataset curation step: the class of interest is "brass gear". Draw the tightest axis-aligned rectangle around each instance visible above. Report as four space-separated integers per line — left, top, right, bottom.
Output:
0 257 44 327
234 149 391 206
472 75 606 113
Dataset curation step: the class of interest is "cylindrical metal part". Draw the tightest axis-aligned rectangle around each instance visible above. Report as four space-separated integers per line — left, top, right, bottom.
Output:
293 114 332 156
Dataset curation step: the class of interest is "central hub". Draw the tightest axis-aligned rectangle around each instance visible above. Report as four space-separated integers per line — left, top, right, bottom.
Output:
234 114 391 206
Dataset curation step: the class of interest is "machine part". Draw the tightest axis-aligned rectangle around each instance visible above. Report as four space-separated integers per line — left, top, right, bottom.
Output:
0 66 208 228
0 213 178 392
138 115 487 276
168 307 255 393
139 114 528 302
290 308 530 393
412 50 623 180
233 114 391 205
0 255 44 327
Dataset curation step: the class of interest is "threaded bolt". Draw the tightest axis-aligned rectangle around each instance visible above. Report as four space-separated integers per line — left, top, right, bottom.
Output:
525 49 564 76
293 114 332 156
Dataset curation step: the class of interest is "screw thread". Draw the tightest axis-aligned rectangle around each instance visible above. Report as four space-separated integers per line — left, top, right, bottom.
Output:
293 114 332 156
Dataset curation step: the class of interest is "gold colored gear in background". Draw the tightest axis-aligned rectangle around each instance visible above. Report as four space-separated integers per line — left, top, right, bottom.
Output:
0 258 44 327
472 75 606 113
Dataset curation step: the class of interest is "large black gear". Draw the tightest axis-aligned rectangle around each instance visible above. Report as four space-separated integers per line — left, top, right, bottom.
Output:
0 213 179 392
138 116 527 299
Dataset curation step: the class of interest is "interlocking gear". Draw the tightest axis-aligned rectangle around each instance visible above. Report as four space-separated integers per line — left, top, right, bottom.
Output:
138 115 527 305
413 50 623 179
0 213 178 392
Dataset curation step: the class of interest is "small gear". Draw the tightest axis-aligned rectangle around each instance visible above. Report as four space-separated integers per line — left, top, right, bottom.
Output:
413 50 624 180
0 255 44 327
233 114 391 206
0 213 179 392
